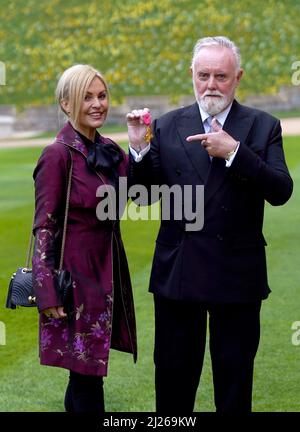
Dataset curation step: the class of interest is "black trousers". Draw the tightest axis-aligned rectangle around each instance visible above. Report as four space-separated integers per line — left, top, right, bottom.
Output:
64 370 104 413
154 294 261 413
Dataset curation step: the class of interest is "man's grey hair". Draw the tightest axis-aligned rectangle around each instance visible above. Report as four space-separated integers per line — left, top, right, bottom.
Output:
191 36 241 70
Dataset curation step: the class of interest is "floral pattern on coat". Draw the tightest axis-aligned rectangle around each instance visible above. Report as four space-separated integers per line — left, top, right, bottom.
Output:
39 294 112 368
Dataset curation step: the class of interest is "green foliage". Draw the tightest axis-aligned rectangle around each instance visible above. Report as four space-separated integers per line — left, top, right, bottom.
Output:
0 138 299 411
0 0 300 107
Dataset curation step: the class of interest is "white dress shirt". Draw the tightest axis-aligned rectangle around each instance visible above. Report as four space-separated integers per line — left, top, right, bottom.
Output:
129 143 150 162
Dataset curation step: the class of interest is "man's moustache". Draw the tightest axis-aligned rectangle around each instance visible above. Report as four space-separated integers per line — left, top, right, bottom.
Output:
203 92 223 97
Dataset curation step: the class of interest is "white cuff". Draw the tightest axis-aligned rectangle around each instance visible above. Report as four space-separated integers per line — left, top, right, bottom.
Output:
129 143 150 162
225 141 240 167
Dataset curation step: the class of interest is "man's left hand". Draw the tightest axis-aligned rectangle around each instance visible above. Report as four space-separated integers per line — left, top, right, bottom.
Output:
186 118 238 159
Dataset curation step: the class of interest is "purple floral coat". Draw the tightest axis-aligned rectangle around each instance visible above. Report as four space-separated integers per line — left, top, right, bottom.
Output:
32 122 137 376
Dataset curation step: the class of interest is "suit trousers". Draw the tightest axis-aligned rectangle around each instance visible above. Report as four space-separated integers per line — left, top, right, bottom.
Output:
154 294 261 413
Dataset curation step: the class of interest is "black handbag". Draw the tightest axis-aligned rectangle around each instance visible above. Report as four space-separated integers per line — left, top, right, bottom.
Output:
6 267 34 308
6 150 74 313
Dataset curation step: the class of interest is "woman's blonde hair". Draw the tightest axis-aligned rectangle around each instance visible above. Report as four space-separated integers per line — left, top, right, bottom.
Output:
55 64 108 127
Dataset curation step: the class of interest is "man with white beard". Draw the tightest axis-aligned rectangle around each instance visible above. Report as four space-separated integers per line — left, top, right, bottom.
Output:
127 36 293 412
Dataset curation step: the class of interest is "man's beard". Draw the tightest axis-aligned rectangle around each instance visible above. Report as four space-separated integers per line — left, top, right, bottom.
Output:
193 84 234 116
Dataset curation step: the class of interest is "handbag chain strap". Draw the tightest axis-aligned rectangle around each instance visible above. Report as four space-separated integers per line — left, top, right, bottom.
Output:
25 212 35 268
59 150 73 270
25 148 73 269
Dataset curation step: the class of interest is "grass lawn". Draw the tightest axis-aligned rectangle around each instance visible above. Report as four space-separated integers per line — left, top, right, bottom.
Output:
270 110 300 119
0 136 299 412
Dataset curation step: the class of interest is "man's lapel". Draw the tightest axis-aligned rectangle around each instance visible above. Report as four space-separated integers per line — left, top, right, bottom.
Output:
204 100 256 205
222 99 255 146
175 102 211 183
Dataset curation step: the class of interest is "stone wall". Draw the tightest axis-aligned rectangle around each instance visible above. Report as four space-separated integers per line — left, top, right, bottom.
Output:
244 86 300 112
0 115 15 138
0 86 300 135
14 105 63 132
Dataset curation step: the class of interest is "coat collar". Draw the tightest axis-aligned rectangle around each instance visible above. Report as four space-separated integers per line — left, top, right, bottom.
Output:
54 121 116 158
55 121 89 157
54 121 115 187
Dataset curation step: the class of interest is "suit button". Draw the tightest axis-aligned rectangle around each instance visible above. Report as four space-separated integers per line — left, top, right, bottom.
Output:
216 234 223 241
221 205 228 212
175 169 181 176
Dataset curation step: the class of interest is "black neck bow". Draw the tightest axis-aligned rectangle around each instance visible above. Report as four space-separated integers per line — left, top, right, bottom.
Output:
76 129 124 185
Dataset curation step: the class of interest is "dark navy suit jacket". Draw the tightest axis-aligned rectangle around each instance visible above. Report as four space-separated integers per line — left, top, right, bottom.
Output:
129 100 293 303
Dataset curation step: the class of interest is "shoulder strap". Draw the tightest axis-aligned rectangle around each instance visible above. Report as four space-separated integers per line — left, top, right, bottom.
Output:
59 149 73 270
26 148 73 269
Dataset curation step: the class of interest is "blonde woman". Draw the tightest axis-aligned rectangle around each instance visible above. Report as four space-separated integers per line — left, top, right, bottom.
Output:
32 64 137 412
